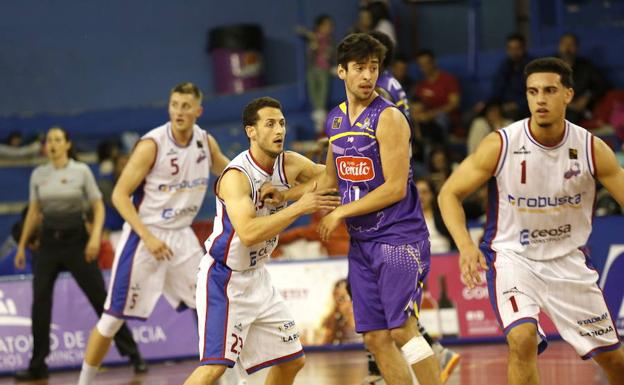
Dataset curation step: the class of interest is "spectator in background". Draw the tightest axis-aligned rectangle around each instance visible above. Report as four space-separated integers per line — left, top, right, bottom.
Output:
427 146 452 193
316 279 360 345
0 130 41 158
415 179 453 254
557 33 610 124
410 97 446 146
96 139 121 180
296 14 335 134
350 7 374 34
391 54 414 91
369 1 396 44
7 131 23 147
412 49 461 140
13 126 143 381
0 206 36 276
97 153 129 238
491 33 532 120
467 100 511 154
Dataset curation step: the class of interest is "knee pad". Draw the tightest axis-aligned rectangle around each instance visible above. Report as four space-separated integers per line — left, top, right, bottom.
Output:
401 336 434 365
96 313 124 338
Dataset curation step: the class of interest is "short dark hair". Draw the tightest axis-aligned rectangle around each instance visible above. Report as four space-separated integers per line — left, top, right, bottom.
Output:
560 32 579 45
337 33 387 70
314 14 332 29
242 97 282 127
393 53 408 64
506 33 526 45
368 31 394 70
415 49 435 60
170 82 203 102
524 57 574 88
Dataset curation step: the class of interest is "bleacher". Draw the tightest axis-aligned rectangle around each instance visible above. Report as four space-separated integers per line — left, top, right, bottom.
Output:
1 0 624 244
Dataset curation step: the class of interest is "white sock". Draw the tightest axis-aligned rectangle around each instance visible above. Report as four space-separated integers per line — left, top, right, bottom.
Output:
77 362 98 385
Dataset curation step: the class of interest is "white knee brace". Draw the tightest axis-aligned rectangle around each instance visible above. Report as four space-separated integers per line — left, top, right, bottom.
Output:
96 313 124 338
401 336 434 365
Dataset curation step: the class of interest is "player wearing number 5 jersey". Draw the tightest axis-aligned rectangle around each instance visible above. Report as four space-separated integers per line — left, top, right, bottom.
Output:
183 97 340 385
78 82 231 385
439 58 624 385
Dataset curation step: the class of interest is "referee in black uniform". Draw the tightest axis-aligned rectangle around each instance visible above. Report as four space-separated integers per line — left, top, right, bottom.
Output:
14 127 146 381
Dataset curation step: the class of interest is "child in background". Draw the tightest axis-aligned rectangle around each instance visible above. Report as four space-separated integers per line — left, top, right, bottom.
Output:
296 14 335 134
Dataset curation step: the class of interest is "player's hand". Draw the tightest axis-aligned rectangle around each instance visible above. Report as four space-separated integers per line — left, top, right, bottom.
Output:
84 237 101 263
260 182 285 206
295 182 341 215
458 243 488 289
143 233 173 261
318 209 343 242
14 247 26 269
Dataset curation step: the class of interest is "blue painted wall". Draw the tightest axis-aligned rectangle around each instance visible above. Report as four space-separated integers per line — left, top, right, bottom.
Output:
0 0 357 116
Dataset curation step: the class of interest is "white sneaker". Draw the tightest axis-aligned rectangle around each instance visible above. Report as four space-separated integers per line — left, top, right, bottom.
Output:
361 374 386 385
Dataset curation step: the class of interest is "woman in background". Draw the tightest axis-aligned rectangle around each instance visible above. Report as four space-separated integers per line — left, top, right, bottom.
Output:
13 127 144 381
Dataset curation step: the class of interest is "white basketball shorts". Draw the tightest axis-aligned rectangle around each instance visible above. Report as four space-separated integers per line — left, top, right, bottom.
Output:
484 247 621 359
196 255 304 374
104 223 203 319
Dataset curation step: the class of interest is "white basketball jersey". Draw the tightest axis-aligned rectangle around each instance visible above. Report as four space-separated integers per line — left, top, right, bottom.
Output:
483 119 596 260
134 123 212 229
204 150 289 271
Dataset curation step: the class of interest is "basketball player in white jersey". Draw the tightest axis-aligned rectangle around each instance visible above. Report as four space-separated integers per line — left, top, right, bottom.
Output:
183 97 340 385
439 57 624 385
77 82 231 385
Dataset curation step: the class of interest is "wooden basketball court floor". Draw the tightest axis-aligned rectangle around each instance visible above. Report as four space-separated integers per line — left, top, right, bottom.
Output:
0 341 611 385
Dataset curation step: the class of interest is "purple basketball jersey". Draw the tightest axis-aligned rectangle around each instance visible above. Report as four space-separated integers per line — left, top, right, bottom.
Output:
376 70 409 117
325 96 429 244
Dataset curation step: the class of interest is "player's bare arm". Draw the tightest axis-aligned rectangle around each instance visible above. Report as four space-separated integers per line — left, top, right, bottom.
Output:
261 150 338 205
219 168 339 247
206 133 230 176
84 199 105 263
438 132 501 288
593 136 624 207
112 139 173 260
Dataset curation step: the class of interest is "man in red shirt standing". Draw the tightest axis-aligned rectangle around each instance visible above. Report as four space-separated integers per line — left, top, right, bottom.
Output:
411 49 461 141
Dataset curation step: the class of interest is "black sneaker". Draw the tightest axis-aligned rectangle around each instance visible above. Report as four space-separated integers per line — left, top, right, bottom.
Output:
14 368 49 381
130 354 148 374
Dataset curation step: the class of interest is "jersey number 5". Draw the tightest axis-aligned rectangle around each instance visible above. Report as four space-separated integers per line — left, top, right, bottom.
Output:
520 160 526 184
170 158 179 175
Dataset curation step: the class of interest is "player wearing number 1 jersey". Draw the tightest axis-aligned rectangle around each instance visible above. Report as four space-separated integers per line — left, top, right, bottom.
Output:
78 83 230 385
439 58 624 385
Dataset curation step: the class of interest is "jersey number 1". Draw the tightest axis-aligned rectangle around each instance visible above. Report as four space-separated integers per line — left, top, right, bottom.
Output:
351 186 361 201
520 160 526 184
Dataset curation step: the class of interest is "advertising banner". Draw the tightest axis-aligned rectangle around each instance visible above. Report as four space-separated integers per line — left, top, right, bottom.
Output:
0 276 198 373
0 217 621 373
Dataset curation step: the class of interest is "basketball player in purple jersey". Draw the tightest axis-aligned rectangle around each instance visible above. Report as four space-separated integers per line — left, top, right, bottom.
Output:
266 33 441 385
366 30 461 385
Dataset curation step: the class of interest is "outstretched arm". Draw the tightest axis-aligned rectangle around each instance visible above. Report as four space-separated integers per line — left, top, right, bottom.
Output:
207 133 230 176
438 132 501 288
220 169 339 247
262 148 338 205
